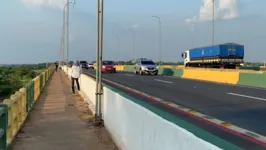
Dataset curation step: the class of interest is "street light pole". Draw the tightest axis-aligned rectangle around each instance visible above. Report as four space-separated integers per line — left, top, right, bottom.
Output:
129 28 135 62
66 0 70 66
152 16 162 66
95 0 104 124
212 0 215 45
61 0 75 68
113 33 120 63
60 7 66 66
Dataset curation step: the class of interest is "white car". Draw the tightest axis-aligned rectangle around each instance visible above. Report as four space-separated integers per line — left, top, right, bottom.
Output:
135 59 158 75
88 63 93 69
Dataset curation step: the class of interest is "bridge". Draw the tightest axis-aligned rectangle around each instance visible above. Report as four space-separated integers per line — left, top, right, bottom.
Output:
1 64 266 150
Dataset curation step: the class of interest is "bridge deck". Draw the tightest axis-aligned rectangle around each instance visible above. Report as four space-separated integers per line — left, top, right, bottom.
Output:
9 71 117 150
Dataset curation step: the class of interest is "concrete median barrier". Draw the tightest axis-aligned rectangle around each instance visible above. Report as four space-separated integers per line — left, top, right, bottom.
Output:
237 72 266 88
182 69 239 84
123 65 135 72
115 65 124 71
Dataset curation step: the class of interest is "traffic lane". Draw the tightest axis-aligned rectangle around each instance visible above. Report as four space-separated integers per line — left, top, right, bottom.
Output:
100 71 266 109
123 71 266 99
84 70 266 136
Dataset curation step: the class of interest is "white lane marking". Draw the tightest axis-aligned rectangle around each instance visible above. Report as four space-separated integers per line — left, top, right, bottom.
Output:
227 93 266 101
154 79 173 84
125 74 134 76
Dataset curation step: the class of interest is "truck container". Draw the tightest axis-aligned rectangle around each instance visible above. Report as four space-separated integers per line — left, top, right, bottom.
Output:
181 43 244 68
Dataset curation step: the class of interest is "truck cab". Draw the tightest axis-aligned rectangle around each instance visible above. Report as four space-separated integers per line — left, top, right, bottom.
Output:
181 50 190 67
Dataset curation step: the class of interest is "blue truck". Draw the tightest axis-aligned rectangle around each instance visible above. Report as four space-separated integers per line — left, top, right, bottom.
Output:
181 43 244 68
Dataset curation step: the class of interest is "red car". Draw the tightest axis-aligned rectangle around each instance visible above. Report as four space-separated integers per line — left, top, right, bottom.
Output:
102 61 116 73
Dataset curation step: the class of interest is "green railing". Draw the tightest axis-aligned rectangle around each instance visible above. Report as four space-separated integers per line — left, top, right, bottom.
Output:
0 104 8 150
25 81 34 113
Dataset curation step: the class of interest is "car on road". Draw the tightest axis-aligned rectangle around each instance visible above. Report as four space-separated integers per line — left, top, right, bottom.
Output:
80 61 88 69
102 61 116 73
135 59 158 75
88 63 94 69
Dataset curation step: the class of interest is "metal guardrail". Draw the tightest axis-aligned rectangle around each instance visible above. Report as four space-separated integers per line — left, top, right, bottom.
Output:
0 65 55 150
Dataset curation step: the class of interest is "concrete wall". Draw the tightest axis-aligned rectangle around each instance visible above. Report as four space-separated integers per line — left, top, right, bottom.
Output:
62 66 240 150
102 87 222 150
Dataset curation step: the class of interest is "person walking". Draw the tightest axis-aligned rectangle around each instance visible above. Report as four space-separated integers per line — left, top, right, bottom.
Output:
71 61 81 94
55 62 58 72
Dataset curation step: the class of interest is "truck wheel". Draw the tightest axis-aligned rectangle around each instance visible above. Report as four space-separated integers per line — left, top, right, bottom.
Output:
154 72 158 75
135 70 138 74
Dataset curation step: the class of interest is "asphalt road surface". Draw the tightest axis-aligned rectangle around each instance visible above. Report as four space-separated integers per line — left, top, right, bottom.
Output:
83 69 266 149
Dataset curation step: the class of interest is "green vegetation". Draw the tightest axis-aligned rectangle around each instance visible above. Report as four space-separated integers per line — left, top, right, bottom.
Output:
0 63 47 99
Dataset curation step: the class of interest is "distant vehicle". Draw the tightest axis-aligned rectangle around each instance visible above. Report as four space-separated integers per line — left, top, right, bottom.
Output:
80 61 88 69
88 63 94 69
181 43 244 69
135 58 158 75
102 61 116 73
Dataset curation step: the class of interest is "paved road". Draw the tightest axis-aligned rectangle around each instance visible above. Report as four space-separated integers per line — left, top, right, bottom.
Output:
84 69 266 149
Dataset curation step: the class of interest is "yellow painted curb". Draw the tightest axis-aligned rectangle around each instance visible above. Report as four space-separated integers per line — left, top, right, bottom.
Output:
221 121 232 127
182 69 239 84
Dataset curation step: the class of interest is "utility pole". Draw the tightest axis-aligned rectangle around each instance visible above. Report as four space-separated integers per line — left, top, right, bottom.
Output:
66 0 70 66
62 6 66 66
152 16 162 66
62 0 75 67
59 16 65 66
129 28 136 62
114 33 120 63
94 0 104 125
212 0 215 45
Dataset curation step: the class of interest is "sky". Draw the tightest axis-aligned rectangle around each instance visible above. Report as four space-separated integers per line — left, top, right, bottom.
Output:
0 0 266 64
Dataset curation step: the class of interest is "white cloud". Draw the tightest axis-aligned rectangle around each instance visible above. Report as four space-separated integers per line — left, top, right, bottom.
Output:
185 0 239 23
21 0 67 9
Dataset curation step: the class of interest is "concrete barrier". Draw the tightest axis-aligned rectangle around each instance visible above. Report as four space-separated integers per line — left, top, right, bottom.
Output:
62 66 240 150
182 69 239 84
237 72 266 88
79 74 97 114
116 65 124 71
123 66 135 72
117 65 266 89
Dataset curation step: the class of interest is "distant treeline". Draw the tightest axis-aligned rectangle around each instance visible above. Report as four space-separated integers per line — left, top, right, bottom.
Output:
0 63 47 99
64 60 184 66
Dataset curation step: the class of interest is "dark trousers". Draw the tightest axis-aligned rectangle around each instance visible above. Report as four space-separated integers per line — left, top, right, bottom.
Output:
56 65 58 71
71 77 80 93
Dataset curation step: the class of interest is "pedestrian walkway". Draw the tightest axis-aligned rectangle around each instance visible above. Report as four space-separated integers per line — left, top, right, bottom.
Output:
9 71 117 150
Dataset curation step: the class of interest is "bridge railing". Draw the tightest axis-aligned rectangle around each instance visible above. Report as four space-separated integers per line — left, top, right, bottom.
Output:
0 65 55 150
0 104 8 149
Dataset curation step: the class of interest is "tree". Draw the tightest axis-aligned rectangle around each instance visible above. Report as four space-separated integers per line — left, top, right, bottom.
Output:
13 66 29 80
26 70 36 79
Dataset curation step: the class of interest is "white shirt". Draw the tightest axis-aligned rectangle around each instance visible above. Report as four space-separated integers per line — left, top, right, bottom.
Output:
71 65 82 78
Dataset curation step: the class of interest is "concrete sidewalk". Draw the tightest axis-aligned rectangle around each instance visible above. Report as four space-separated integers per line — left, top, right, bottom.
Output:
10 71 117 150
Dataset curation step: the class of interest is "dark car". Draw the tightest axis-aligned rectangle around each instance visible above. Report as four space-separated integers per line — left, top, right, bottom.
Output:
80 61 88 69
